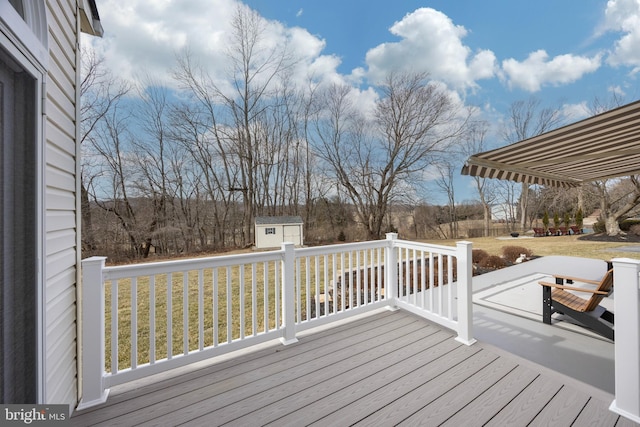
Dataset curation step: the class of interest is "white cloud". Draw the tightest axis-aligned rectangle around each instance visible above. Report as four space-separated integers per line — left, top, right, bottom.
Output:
363 8 497 91
601 0 640 71
84 0 238 89
561 102 590 122
609 85 626 97
84 0 343 94
501 50 602 92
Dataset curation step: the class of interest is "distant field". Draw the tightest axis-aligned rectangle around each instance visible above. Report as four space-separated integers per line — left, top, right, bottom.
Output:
422 234 640 262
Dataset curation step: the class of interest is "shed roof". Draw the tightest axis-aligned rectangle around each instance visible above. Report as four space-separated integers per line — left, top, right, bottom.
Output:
461 99 640 187
255 216 303 225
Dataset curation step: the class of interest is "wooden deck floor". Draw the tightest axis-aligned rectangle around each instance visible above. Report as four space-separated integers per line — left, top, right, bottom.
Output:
71 310 637 427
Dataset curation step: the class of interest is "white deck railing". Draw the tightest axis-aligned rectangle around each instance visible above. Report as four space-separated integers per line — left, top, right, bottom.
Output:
77 234 474 410
610 258 640 423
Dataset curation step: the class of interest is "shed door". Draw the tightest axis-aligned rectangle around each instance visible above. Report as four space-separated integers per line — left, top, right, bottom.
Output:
283 225 299 244
0 46 37 403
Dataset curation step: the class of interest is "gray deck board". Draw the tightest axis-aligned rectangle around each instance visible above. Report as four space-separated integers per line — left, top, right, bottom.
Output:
200 328 447 426
78 311 407 426
572 398 621 427
257 331 460 426
71 310 635 427
439 364 540 426
352 349 500 426
528 386 590 426
484 375 564 426
141 318 437 426
396 356 519 426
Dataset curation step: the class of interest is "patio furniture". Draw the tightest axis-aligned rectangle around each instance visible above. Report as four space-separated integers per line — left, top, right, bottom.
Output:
539 269 614 340
533 227 546 237
570 225 582 234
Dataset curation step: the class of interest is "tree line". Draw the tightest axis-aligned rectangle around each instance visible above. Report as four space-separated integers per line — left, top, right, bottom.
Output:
81 7 640 261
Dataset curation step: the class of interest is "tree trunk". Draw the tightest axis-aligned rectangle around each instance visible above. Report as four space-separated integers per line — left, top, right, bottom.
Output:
605 215 622 236
80 181 96 251
519 182 528 231
483 203 491 237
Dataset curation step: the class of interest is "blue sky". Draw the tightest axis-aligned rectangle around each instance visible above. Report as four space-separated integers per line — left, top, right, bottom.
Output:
87 0 640 202
242 0 632 109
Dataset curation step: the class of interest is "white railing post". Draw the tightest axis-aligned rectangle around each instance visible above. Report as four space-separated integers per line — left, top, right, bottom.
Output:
77 256 109 410
610 258 640 423
385 233 398 309
455 241 476 346
280 242 298 345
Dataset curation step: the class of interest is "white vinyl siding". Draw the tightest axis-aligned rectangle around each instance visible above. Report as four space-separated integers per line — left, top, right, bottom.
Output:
44 0 79 407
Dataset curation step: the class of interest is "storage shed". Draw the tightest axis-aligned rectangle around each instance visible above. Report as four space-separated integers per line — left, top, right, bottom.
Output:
255 216 304 249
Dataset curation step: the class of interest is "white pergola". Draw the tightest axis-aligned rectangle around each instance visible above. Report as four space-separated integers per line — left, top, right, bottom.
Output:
461 99 640 186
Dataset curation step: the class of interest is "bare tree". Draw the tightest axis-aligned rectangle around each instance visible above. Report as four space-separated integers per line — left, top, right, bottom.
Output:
502 97 564 231
495 180 519 229
313 73 469 239
168 97 237 249
222 6 294 246
461 121 497 236
433 159 459 238
131 80 174 256
80 49 130 252
172 6 294 247
594 177 640 235
87 104 149 258
585 94 640 236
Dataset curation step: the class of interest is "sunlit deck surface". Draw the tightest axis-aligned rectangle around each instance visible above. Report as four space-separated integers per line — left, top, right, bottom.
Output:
71 309 637 427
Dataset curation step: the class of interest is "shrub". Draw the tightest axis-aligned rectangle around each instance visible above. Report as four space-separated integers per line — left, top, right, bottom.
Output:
593 221 606 233
337 230 346 241
620 219 640 232
478 255 507 270
575 207 583 229
501 246 533 263
542 210 549 230
472 249 489 264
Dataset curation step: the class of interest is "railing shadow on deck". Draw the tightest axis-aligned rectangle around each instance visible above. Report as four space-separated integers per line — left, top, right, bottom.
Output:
77 233 474 410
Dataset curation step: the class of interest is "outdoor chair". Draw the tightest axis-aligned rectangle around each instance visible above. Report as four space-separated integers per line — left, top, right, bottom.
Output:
533 227 546 237
539 269 614 340
570 225 582 234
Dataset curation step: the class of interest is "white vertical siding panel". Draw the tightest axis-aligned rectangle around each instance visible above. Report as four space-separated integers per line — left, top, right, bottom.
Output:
44 0 79 408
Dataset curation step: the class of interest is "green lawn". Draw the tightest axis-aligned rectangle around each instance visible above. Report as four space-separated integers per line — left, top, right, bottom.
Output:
423 234 640 262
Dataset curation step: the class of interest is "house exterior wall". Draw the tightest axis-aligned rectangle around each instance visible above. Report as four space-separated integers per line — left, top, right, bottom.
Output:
1 0 98 408
43 0 80 407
